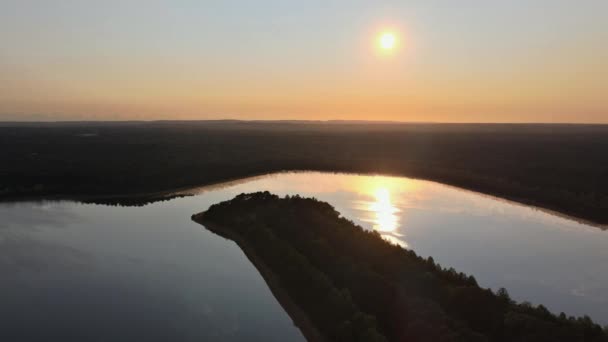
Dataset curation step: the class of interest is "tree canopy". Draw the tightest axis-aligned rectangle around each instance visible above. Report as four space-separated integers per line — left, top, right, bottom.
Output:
195 192 608 342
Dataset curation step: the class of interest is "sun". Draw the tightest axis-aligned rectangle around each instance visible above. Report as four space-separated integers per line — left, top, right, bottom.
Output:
379 32 396 50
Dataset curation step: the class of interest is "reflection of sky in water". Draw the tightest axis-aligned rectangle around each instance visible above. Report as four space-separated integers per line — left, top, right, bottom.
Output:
0 200 306 341
1 171 608 341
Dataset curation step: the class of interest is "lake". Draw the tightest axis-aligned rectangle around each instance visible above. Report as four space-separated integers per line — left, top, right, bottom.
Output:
1 172 607 341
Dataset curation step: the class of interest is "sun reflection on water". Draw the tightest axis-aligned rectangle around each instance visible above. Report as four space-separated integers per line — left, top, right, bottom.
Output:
369 188 399 232
366 186 408 248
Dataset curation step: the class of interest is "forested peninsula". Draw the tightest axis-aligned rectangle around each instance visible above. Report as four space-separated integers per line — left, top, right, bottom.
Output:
193 192 608 342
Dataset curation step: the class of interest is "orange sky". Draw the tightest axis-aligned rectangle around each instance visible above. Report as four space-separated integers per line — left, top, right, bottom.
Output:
1 1 606 123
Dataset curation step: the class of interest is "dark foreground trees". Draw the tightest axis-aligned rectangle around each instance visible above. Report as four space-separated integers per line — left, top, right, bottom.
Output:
194 192 608 342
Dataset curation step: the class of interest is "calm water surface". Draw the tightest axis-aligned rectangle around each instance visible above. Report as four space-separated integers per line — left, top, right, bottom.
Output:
1 172 607 341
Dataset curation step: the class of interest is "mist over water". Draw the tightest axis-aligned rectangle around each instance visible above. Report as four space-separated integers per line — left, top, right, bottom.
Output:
1 172 607 341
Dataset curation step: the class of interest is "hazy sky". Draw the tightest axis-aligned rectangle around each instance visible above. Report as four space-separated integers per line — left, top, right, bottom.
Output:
1 0 607 122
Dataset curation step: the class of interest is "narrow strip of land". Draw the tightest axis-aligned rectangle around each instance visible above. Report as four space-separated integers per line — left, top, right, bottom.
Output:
192 217 325 342
193 192 608 342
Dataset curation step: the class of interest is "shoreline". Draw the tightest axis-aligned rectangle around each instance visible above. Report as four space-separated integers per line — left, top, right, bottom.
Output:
191 214 326 342
2 169 607 230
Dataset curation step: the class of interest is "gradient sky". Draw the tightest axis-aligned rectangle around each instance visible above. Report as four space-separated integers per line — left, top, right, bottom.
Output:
1 0 607 122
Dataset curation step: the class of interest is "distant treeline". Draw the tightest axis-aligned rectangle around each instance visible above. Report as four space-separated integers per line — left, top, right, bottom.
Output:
196 192 608 342
1 121 607 223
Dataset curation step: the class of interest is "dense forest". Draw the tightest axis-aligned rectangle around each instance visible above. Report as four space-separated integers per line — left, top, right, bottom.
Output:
1 121 608 224
195 192 608 342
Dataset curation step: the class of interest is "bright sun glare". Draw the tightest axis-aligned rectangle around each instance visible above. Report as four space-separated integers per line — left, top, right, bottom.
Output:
379 32 396 50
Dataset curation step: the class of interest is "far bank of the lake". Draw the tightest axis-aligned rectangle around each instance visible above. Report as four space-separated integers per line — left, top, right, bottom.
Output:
3 169 607 230
3 122 607 225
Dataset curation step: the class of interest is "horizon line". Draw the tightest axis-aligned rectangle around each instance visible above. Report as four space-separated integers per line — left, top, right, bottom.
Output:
0 119 608 126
